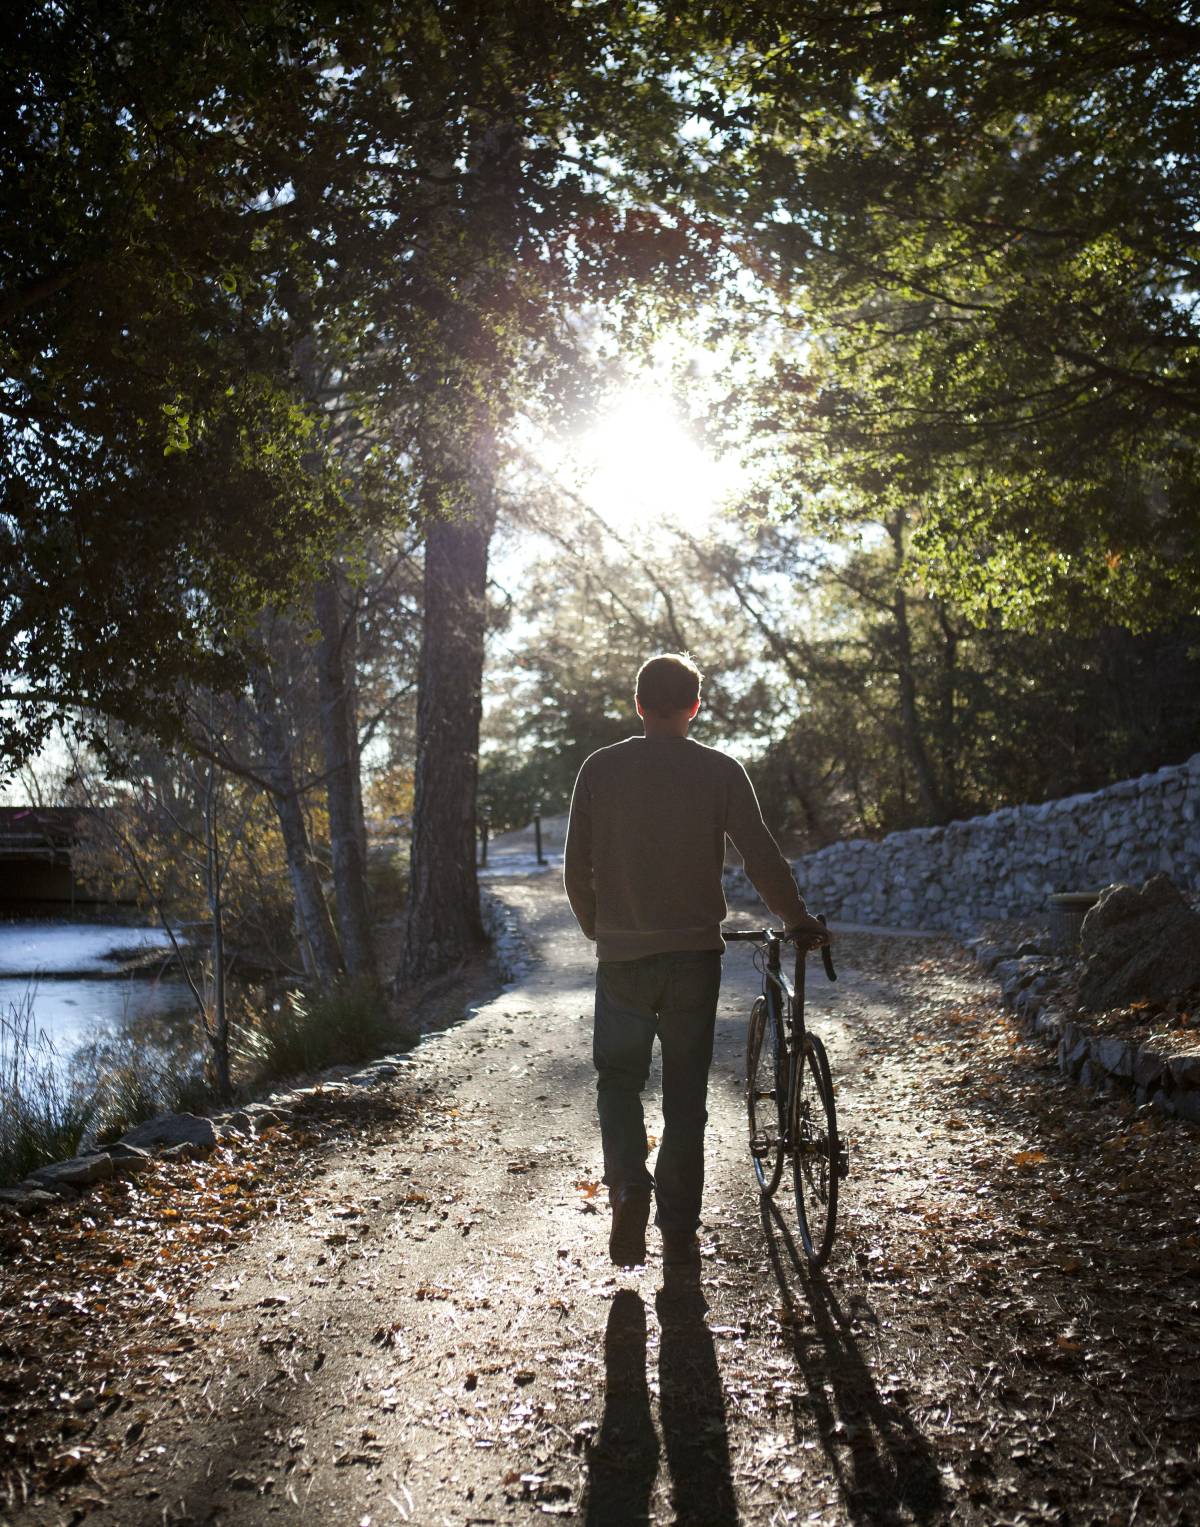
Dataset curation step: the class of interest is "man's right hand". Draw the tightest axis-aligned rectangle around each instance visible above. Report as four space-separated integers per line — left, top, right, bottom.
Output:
789 912 833 949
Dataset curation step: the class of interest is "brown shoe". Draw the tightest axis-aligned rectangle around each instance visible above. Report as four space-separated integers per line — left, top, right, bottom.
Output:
609 1187 652 1266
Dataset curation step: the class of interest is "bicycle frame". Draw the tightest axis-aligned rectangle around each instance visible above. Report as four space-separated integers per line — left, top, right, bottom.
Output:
760 930 805 1031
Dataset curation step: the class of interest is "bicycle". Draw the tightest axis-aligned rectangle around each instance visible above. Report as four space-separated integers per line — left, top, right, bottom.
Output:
724 920 847 1268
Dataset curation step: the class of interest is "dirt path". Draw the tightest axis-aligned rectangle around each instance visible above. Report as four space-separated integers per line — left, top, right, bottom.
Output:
6 873 1200 1525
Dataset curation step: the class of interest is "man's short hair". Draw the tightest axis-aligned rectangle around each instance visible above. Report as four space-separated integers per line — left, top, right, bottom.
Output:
636 653 703 717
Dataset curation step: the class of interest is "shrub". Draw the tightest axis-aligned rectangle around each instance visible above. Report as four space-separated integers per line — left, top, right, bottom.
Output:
235 980 393 1081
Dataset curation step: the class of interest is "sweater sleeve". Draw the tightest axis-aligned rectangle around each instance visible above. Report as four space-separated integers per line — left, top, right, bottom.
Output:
725 761 809 927
563 762 596 939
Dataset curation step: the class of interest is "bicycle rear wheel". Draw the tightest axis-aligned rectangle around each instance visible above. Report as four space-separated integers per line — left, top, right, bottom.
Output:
746 993 786 1196
791 1031 839 1266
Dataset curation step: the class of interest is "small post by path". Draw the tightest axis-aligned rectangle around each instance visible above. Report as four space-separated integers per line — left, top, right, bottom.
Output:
479 815 489 867
534 810 545 866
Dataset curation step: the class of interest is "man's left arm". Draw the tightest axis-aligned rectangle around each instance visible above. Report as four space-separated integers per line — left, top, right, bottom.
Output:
564 764 596 940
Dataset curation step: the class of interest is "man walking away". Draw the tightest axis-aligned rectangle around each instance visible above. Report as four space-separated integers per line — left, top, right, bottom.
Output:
563 653 831 1269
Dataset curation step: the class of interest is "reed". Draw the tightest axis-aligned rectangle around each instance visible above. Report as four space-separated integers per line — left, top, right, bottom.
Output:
0 989 95 1187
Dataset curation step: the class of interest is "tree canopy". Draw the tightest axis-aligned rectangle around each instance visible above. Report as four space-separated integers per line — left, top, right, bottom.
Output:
1 0 724 768
703 0 1200 626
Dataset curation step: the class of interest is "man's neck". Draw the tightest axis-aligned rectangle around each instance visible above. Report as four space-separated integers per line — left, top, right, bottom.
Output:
641 715 691 739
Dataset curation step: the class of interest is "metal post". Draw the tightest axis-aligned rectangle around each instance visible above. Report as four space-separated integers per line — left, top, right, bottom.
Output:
534 812 545 866
480 816 489 867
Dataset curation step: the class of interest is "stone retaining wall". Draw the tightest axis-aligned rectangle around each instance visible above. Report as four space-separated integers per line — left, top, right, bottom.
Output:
734 753 1200 932
974 940 1200 1126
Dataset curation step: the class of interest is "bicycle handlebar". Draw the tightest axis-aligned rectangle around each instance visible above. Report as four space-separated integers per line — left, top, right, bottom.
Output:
722 921 837 982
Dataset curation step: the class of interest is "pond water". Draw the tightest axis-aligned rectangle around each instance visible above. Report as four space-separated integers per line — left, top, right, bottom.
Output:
0 922 197 1071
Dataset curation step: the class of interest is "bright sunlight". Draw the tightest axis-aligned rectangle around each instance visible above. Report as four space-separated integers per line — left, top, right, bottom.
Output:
558 383 746 539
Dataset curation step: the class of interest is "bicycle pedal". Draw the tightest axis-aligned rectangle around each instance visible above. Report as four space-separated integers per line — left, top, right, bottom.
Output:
750 1133 774 1160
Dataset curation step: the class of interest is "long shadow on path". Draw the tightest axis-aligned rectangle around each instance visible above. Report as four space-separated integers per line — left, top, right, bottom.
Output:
586 1291 660 1526
657 1277 738 1526
585 1280 737 1526
761 1200 944 1524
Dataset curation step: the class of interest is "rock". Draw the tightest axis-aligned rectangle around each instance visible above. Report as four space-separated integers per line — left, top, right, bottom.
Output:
1078 875 1200 1012
219 1110 257 1137
1132 1048 1168 1093
0 1186 57 1213
107 1141 153 1166
1059 1032 1090 1077
120 1113 219 1153
30 1154 115 1189
1170 1090 1200 1126
160 1141 202 1162
0 1186 42 1212
1091 1037 1134 1078
972 943 1003 973
244 1106 283 1127
20 1176 78 1199
1167 1054 1200 1091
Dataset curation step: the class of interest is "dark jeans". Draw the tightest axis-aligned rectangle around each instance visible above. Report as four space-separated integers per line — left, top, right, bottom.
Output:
593 950 722 1235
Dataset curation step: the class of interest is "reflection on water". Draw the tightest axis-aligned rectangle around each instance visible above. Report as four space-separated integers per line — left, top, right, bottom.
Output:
0 923 199 1078
0 975 197 1059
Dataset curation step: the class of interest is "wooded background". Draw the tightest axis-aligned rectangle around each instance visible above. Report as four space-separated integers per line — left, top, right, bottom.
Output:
4 0 1199 1020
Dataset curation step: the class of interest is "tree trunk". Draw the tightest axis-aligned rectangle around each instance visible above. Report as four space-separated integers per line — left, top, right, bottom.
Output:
886 514 947 824
314 568 378 984
202 762 232 1103
934 599 961 819
249 660 344 986
397 476 496 986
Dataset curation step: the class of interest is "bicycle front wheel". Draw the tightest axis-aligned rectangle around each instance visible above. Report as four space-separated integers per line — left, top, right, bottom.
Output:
791 1032 839 1266
747 994 786 1196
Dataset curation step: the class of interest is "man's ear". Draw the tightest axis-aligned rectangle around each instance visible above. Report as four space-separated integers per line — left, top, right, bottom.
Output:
635 697 644 718
689 698 701 719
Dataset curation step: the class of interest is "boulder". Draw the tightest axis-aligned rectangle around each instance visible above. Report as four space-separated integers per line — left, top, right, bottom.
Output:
1168 1054 1200 1092
1078 875 1200 1012
120 1112 218 1153
1168 1089 1200 1125
218 1109 257 1137
1132 1049 1168 1093
0 1186 58 1213
1092 1036 1134 1078
106 1141 153 1173
30 1153 115 1189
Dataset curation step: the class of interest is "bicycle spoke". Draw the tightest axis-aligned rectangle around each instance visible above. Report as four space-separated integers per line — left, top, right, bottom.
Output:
746 995 785 1196
791 1032 839 1266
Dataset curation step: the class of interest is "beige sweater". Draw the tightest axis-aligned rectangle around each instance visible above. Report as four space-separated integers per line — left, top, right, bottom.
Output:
563 736 809 961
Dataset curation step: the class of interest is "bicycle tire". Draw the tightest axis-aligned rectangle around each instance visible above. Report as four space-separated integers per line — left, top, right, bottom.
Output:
746 992 786 1196
791 1031 839 1266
